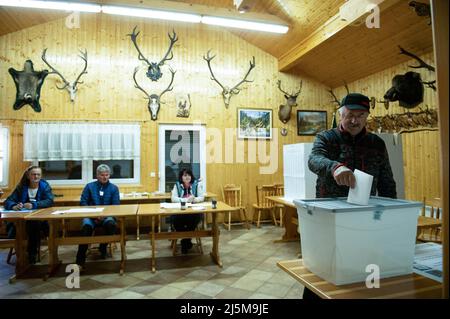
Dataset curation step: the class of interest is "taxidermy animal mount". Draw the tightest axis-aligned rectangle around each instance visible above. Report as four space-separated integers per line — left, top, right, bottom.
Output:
177 94 191 118
203 50 255 108
128 26 178 82
133 67 175 121
408 1 431 25
8 60 49 112
41 48 88 102
277 80 302 124
384 46 436 109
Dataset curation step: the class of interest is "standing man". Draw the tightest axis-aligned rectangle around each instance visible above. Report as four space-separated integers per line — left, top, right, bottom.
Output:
305 93 397 299
75 164 120 268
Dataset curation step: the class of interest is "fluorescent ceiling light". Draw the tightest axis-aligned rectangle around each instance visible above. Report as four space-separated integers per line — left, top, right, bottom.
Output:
102 5 201 23
0 1 289 33
202 16 289 34
0 0 101 12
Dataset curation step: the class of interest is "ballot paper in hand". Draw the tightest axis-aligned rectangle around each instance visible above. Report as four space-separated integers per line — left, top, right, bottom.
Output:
347 169 373 205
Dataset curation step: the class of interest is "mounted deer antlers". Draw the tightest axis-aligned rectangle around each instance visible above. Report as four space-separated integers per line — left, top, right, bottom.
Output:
398 46 436 90
370 97 390 110
128 26 178 82
133 67 175 121
277 80 302 124
399 46 435 72
366 107 438 133
203 50 256 108
327 82 349 128
41 48 87 102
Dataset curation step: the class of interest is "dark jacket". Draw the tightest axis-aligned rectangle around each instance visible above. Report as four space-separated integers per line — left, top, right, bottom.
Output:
4 179 54 210
308 126 397 199
80 181 120 206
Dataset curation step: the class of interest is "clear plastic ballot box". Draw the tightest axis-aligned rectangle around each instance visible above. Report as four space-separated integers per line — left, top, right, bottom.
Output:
293 196 422 285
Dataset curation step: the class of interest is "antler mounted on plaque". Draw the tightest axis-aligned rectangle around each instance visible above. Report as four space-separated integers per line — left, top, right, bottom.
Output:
203 50 256 108
133 67 175 121
41 48 88 102
277 80 302 124
128 26 178 82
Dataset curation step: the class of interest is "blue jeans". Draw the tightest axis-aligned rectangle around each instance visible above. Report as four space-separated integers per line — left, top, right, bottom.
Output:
75 217 116 265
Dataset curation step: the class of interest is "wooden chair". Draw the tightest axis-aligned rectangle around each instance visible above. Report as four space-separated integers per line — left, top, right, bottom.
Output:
0 224 15 264
273 183 284 227
417 197 442 243
221 184 250 231
87 225 118 258
0 224 47 264
171 237 203 256
252 185 277 228
170 214 204 256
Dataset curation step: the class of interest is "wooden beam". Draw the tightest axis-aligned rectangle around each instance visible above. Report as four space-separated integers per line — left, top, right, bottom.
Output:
430 0 449 299
278 0 400 72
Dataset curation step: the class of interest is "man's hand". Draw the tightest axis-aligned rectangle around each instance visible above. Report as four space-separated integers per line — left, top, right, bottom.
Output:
333 166 356 188
13 203 24 211
23 203 33 209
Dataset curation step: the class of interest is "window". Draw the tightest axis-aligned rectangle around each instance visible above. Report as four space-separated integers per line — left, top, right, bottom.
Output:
93 160 134 180
25 122 140 185
0 127 9 186
159 124 206 193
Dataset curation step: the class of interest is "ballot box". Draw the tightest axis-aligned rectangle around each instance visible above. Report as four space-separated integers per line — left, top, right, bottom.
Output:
294 196 422 285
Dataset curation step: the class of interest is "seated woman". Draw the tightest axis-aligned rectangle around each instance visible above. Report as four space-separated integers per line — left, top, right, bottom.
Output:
171 169 205 254
4 166 54 264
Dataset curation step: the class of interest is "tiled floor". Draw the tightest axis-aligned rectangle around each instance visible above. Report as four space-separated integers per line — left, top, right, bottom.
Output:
0 225 304 299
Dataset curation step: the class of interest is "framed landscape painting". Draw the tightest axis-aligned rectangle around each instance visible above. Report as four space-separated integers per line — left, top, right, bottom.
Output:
297 110 327 136
237 108 272 139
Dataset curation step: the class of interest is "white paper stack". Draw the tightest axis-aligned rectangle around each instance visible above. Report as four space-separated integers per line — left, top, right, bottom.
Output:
51 208 104 215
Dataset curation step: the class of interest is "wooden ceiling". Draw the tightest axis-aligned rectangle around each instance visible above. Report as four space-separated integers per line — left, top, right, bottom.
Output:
0 0 434 88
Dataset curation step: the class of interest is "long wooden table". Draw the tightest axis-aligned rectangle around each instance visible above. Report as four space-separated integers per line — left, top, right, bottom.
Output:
0 210 37 282
266 196 300 243
50 192 217 206
51 192 217 240
277 259 442 299
138 201 237 272
25 205 138 278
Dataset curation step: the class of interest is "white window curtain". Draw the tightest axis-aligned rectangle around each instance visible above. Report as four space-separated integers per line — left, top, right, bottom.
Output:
0 126 9 185
24 122 140 161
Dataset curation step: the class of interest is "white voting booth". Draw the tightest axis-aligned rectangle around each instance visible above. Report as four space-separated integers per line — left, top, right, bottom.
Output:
283 143 317 201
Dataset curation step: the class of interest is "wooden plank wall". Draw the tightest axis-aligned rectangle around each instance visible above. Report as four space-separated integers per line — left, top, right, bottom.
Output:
0 13 333 220
332 52 440 202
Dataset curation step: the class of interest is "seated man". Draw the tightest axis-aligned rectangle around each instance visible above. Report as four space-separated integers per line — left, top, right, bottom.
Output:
171 169 205 254
75 164 120 267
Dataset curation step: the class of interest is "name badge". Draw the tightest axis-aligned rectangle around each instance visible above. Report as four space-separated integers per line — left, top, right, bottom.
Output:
99 191 104 196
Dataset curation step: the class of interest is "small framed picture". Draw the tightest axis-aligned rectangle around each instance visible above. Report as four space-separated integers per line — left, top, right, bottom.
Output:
297 110 327 136
237 108 273 139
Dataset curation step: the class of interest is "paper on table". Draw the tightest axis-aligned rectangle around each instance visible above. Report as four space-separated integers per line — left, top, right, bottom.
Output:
160 203 181 209
1 209 35 213
51 208 104 215
188 202 212 207
347 169 373 205
191 206 206 210
413 243 443 282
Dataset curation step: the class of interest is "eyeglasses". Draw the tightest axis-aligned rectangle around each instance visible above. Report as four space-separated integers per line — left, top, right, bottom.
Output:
343 113 368 121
